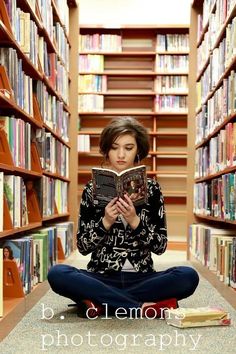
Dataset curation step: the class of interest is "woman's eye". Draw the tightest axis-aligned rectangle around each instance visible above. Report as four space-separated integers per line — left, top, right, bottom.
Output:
126 147 133 151
111 146 117 150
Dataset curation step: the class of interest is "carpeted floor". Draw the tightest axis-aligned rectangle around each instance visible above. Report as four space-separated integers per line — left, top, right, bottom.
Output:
0 252 236 353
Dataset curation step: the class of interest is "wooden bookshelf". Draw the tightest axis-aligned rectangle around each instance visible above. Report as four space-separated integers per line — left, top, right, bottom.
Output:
188 0 236 307
0 0 79 334
78 25 190 250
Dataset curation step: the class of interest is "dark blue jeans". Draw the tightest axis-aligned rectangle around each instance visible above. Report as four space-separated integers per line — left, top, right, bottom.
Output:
47 264 199 310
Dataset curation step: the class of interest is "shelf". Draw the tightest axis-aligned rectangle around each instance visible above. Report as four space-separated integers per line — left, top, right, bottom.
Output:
194 213 236 225
0 222 42 239
43 171 70 182
0 0 78 341
78 111 188 115
78 25 190 252
80 51 157 55
42 212 70 221
195 165 236 183
79 71 189 76
79 24 189 29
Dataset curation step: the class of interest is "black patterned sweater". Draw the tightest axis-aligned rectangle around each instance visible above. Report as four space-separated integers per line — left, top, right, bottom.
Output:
77 178 167 273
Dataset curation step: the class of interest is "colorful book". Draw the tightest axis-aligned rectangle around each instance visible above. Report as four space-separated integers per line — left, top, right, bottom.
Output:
92 165 147 207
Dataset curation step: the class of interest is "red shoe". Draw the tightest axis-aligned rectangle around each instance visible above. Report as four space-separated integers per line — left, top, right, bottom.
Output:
142 298 178 319
78 299 104 319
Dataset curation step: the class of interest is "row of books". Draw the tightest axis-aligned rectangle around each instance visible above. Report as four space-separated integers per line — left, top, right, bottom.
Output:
79 54 189 73
189 223 236 288
79 34 122 52
35 129 69 177
78 94 188 113
1 173 28 231
53 60 69 105
35 81 69 141
41 176 68 216
53 0 69 35
197 3 236 67
78 74 107 93
79 54 104 73
0 116 31 170
156 34 189 51
1 45 68 114
156 55 189 72
54 21 70 70
199 0 236 37
1 172 69 231
195 121 236 178
155 95 188 112
39 38 69 100
0 47 33 115
0 222 73 296
78 94 104 112
17 11 39 67
38 0 54 41
77 134 90 152
193 172 236 220
5 0 69 71
78 74 188 94
195 71 236 144
197 40 236 107
155 75 188 93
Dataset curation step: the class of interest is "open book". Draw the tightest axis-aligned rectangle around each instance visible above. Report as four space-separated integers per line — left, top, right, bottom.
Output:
164 307 231 328
92 165 147 207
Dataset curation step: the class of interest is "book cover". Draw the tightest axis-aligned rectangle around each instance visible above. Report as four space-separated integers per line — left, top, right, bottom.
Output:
92 165 147 207
165 307 231 328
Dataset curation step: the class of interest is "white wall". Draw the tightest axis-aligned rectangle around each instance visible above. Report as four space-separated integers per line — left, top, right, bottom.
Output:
79 0 192 26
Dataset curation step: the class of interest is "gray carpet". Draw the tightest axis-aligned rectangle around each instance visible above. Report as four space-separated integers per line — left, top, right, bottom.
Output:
1 255 236 353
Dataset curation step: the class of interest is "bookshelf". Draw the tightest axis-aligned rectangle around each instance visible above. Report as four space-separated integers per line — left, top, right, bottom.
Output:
0 0 79 340
77 24 190 251
188 0 236 308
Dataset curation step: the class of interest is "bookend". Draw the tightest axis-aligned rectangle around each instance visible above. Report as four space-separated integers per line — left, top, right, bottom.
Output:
33 93 43 124
57 237 65 261
54 201 59 215
31 142 42 173
26 181 41 223
0 129 14 166
0 0 14 36
3 195 13 230
0 65 14 101
3 260 24 298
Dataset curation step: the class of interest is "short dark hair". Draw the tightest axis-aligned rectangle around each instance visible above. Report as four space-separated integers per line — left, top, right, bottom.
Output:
99 117 150 162
3 245 14 259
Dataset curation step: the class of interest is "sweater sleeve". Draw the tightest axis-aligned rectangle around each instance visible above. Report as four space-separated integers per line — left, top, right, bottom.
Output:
76 182 108 255
129 179 168 255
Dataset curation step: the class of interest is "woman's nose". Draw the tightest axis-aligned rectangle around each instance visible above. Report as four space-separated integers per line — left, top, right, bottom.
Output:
118 148 125 158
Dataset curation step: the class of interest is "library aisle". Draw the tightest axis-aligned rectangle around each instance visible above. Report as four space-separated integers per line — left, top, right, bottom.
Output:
1 0 236 351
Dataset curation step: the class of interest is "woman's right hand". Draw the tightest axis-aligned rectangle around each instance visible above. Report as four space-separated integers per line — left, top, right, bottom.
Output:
102 197 119 230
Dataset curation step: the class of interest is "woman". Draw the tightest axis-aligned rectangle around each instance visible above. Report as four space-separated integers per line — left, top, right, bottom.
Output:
3 245 14 260
48 116 199 319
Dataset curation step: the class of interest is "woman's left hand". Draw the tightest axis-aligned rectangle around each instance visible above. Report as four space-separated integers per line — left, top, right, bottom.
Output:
116 194 140 229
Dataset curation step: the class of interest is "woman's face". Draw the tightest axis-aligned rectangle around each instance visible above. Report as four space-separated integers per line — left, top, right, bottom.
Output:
4 247 10 259
108 133 138 172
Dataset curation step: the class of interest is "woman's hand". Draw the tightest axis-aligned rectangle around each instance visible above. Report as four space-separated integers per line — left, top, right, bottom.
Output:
116 194 140 229
102 197 119 230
